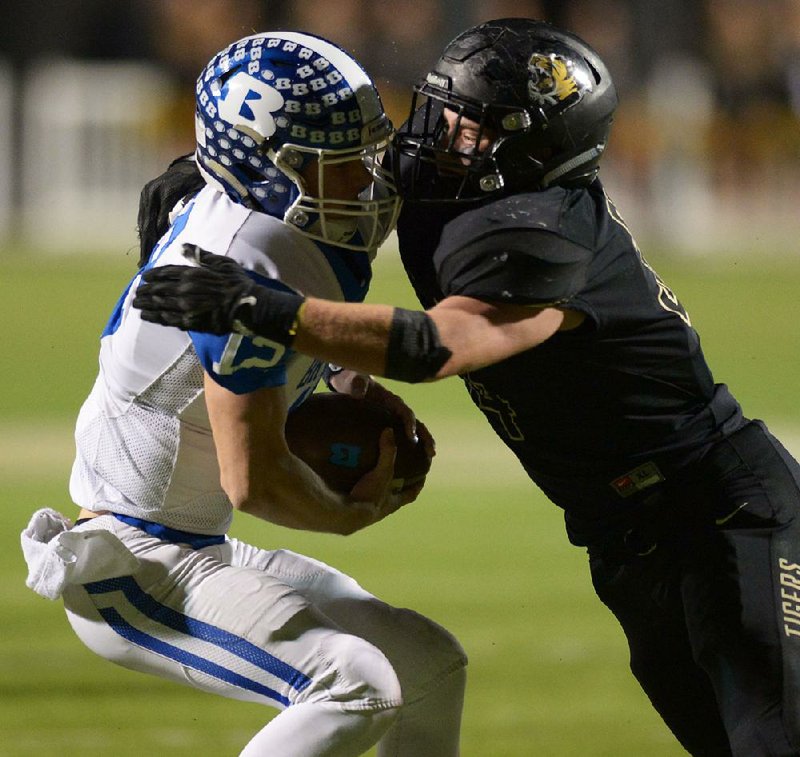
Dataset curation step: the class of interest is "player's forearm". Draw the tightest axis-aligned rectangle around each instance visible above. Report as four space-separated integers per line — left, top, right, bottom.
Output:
294 298 395 377
427 296 570 375
229 454 376 536
295 299 458 384
205 374 375 535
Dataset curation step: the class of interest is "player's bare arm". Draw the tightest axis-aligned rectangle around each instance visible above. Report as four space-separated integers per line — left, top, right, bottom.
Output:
292 299 394 377
204 374 411 535
426 296 585 376
296 294 583 379
135 246 584 382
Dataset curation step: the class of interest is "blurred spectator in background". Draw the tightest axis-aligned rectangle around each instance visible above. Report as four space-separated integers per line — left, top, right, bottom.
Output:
786 0 800 115
368 1 446 124
0 0 150 62
0 0 797 254
705 0 791 117
288 0 370 55
147 0 268 155
561 0 637 96
470 0 547 25
702 0 800 202
281 1 445 126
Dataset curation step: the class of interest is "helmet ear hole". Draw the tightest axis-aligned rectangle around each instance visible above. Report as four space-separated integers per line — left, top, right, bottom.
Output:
238 163 264 184
490 136 546 191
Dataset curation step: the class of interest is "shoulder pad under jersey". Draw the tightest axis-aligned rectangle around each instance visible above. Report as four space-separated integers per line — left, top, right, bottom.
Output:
433 189 595 305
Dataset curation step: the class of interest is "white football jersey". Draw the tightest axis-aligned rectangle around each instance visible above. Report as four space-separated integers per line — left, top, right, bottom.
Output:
69 186 374 535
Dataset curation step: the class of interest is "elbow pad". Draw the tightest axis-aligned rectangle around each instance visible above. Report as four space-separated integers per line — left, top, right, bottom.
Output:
385 308 452 383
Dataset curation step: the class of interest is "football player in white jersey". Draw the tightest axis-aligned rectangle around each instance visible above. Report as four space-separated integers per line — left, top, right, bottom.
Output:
20 32 466 757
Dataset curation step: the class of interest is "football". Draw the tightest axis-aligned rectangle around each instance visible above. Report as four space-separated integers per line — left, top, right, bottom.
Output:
285 392 431 494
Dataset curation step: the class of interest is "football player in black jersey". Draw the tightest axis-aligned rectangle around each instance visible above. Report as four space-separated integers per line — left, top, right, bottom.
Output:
134 19 800 756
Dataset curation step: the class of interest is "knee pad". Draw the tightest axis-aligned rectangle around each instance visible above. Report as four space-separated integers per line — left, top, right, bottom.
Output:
300 627 403 713
381 608 468 705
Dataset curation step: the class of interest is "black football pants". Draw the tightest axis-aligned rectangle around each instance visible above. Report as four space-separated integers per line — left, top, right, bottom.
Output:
589 421 800 756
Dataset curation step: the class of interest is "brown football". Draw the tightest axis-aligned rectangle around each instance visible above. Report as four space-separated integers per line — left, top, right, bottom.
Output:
285 393 431 494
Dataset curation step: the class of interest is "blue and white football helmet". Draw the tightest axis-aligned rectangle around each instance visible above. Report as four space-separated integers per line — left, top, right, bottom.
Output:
195 31 401 252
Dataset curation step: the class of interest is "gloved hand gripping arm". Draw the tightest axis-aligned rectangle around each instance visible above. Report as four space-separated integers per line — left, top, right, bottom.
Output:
135 244 306 343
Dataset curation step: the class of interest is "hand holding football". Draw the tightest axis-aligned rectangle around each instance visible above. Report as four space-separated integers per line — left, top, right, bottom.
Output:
285 393 431 494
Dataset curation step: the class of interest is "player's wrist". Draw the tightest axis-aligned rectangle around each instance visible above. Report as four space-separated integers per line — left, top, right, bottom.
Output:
234 286 306 346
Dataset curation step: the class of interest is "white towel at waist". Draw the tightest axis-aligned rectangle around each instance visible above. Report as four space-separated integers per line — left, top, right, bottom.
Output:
20 508 139 600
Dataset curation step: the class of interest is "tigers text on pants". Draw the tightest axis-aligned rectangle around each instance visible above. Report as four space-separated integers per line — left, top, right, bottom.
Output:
590 421 800 756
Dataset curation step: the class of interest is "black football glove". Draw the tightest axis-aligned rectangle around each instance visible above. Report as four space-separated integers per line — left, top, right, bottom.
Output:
133 244 305 344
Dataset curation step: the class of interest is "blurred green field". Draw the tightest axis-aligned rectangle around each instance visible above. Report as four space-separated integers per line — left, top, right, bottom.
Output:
1 241 799 757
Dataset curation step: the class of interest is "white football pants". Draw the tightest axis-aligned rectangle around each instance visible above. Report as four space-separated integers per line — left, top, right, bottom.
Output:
61 515 466 756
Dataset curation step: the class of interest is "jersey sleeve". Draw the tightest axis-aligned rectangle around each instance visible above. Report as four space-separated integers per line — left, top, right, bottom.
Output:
166 188 344 395
190 271 297 394
435 227 593 306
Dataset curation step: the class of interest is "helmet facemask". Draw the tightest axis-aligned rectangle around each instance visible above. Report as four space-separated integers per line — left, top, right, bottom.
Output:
273 136 401 253
395 84 546 201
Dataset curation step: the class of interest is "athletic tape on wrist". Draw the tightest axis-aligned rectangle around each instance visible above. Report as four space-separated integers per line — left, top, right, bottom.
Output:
385 308 452 383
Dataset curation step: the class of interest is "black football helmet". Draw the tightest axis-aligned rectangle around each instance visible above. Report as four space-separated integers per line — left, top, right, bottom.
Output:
394 18 618 201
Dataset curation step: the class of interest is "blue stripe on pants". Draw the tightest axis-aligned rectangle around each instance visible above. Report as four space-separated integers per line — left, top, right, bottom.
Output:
85 575 311 703
97 606 292 706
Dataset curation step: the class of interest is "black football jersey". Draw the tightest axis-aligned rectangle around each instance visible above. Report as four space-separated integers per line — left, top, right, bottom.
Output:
396 181 745 541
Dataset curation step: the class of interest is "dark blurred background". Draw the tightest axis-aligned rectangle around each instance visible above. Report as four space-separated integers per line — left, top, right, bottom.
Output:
1 0 798 255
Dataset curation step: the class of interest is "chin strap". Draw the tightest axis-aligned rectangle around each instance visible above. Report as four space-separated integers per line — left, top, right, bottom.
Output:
541 144 603 188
